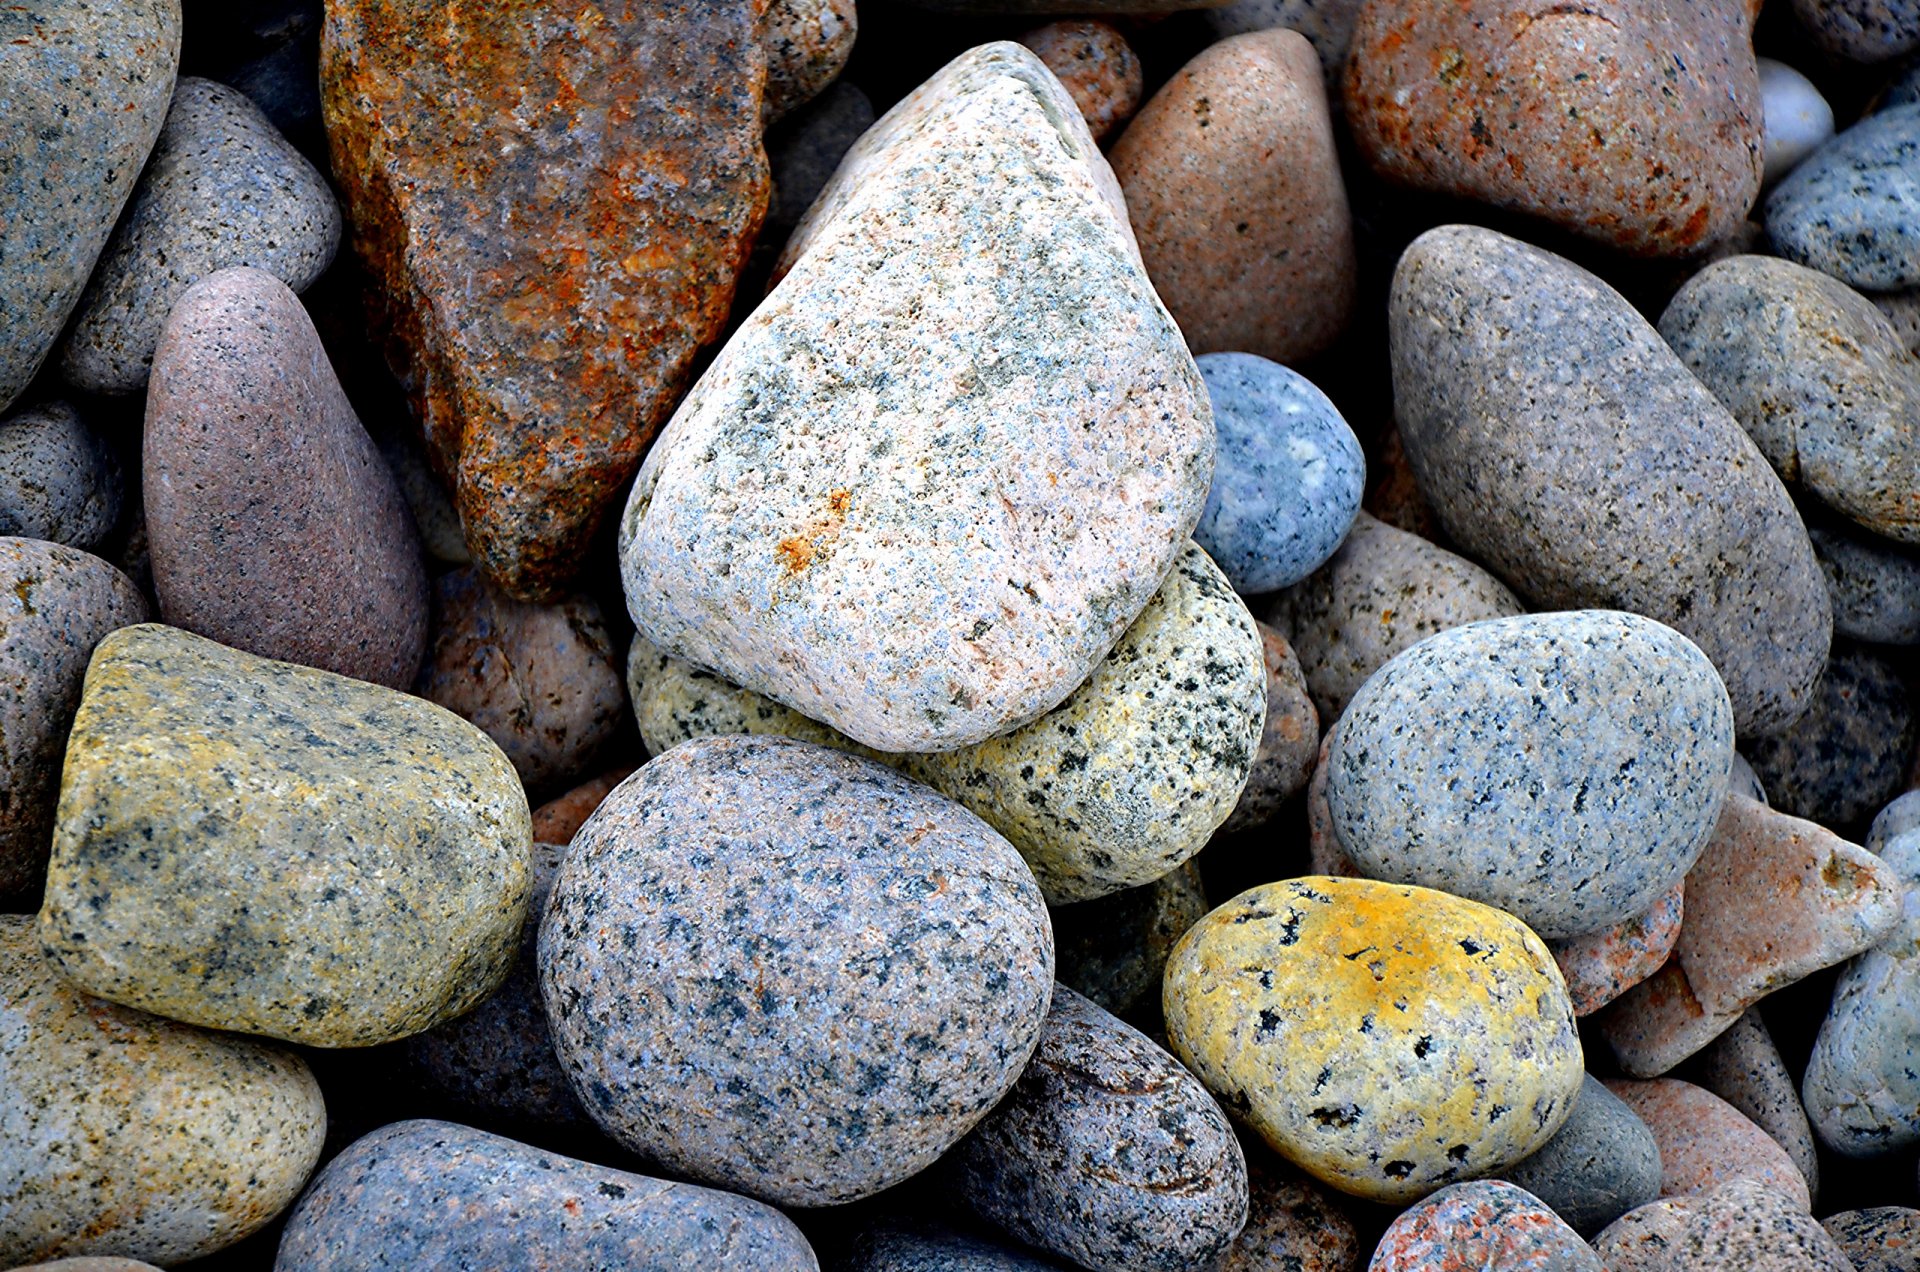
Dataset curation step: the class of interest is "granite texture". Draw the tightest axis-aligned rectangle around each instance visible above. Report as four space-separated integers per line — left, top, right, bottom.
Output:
1823 1207 1920 1271
1758 58 1833 183
1367 1181 1600 1272
1766 104 1920 290
38 623 531 1046
1546 884 1685 1018
1791 0 1920 63
1604 1079 1809 1208
1810 514 1920 644
0 403 123 553
1740 644 1917 832
1594 1179 1855 1271
1016 21 1142 143
763 0 854 123
530 767 636 845
1199 0 1363 78
1052 861 1208 1020
1694 1008 1819 1199
1210 1149 1359 1272
1502 1074 1663 1238
1219 621 1318 835
836 1218 1069 1271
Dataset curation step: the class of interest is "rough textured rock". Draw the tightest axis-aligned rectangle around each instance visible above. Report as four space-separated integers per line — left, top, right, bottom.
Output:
1791 0 1920 64
275 1120 818 1270
0 403 123 553
1052 862 1208 1020
1758 58 1834 183
1502 1074 1664 1238
38 623 531 1047
1604 1079 1810 1209
763 0 854 123
1368 1181 1601 1272
626 43 1210 753
322 0 770 600
1810 514 1920 644
1219 622 1318 834
1016 21 1141 143
537 735 1054 1207
1389 224 1830 737
1740 644 1917 833
1547 884 1685 1018
1694 1008 1820 1199
530 766 636 845
0 914 324 1268
1869 789 1920 852
1823 1207 1920 1272
1766 104 1920 291
1594 1179 1855 1271
1210 1149 1360 1272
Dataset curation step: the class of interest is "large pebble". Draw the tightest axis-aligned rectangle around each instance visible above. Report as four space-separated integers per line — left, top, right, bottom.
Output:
1823 1207 1920 1271
1595 1179 1854 1270
1052 861 1208 1020
762 0 854 123
1368 1180 1600 1272
1790 0 1920 64
1694 1008 1819 1199
1017 21 1141 143
1218 621 1318 834
1766 104 1920 291
0 404 123 553
1604 1078 1810 1209
1740 643 1916 833
1546 884 1685 1018
1759 59 1835 183
1211 1149 1359 1272
1502 1073 1663 1238
1810 514 1920 644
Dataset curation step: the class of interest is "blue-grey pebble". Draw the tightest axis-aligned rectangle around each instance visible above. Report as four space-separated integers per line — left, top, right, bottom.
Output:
1869 789 1920 853
1193 353 1363 595
1501 1074 1663 1238
1730 752 1769 805
1767 104 1920 291
837 1218 1070 1271
1810 514 1920 644
273 1119 818 1270
0 402 123 553
1741 643 1917 833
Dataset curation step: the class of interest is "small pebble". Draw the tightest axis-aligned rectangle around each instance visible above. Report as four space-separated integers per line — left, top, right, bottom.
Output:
1767 104 1920 291
529 766 636 845
0 403 124 553
1546 884 1685 1018
1367 1180 1600 1272
1210 1147 1360 1272
1758 58 1835 183
1693 1007 1820 1199
762 0 854 123
1809 513 1920 645
1017 21 1142 143
1502 1073 1664 1238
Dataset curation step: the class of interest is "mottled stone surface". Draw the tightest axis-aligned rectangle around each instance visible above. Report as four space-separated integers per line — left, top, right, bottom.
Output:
1503 1074 1663 1238
1547 884 1685 1018
1200 0 1363 78
1210 1149 1358 1272
1792 0 1920 63
530 767 636 845
1594 1180 1854 1271
1111 31 1355 365
1605 1080 1809 1208
1870 790 1920 852
1766 104 1920 290
1880 287 1920 354
1758 58 1833 183
0 403 123 553
1326 611 1734 940
1052 862 1208 1019
145 267 427 689
628 43 1210 753
0 915 324 1267
39 623 531 1046
1219 622 1318 835
1368 1181 1600 1272
838 1218 1069 1271
1163 877 1583 1203
941 986 1248 1271
1017 21 1142 144
1811 515 1920 644
323 0 769 600
1695 1008 1819 1198
1389 225 1830 737
1740 644 1916 832
275 1120 817 1270
537 735 1054 1207
60 77 338 394
1824 1207 1920 1271
764 82 874 241
763 0 854 123
0 0 180 413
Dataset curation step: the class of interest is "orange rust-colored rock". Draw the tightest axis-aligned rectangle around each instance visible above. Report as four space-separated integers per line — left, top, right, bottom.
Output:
321 0 771 601
531 767 638 844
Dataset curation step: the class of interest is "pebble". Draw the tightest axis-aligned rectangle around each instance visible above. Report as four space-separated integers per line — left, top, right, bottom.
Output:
1878 287 1920 353
529 766 636 844
1766 104 1920 291
837 1217 1069 1271
1199 0 1364 79
1870 789 1920 851
1790 0 1920 65
1389 224 1831 738
1546 884 1685 1018
1052 861 1208 1020
0 914 324 1267
764 82 875 242
1219 621 1319 835
1730 752 1768 804
58 77 339 395
1809 514 1920 644
628 43 1210 753
1367 1180 1601 1272
1823 1207 1920 1271
1162 876 1583 1203
144 267 428 690
536 734 1055 1207
762 0 855 123
1694 1008 1820 1199
1211 1149 1360 1272
1605 1078 1810 1209
10 1260 164 1272
1502 1073 1664 1238
1325 610 1734 940
274 1119 818 1270
1739 643 1917 833
1016 21 1142 143
0 403 124 553
1594 1179 1855 1270
1110 31 1356 365
1758 59 1835 183
38 622 532 1047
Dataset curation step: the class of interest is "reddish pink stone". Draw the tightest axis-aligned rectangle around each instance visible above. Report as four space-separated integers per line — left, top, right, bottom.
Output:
1605 1078 1810 1211
1549 884 1684 1017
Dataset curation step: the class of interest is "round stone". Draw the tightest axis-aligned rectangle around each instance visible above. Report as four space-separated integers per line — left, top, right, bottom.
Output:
761 0 854 123
1767 104 1920 291
0 402 123 552
1369 1180 1600 1272
1502 1073 1664 1237
1810 514 1920 645
1016 21 1142 143
1218 621 1318 834
1758 59 1834 183
1603 1078 1811 1210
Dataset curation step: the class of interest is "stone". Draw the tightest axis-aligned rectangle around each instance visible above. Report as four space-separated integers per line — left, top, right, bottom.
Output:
144 267 428 689
940 985 1249 1271
1200 0 1364 79
275 1120 817 1270
894 0 1235 14
1219 621 1318 835
1016 21 1142 144
1604 1079 1810 1209
1326 610 1734 940
1362 423 1446 544
1659 254 1920 546
323 0 769 601
1740 644 1916 833
763 0 854 123
1344 0 1762 257
59 77 339 395
1823 1208 1920 1271
1694 1008 1820 1199
0 540 146 901
414 566 624 797
1600 796 1903 1076
1758 59 1834 183
1810 514 1920 645
1879 287 1920 355
764 82 875 242
1190 354 1364 595
1162 876 1584 1203
1547 884 1685 1018
364 404 469 568
1766 104 1920 291
1594 1180 1855 1271
1502 1074 1664 1238
1052 862 1208 1020
0 914 324 1267
1893 55 1920 107
530 767 636 845
627 43 1210 753
1869 790 1920 852
1730 753 1768 804
1110 31 1355 365
1267 511 1524 723
537 734 1054 1207
0 403 123 553
1791 0 1920 64
10 1260 164 1272
1210 1149 1360 1272
838 1218 1070 1271
38 623 531 1047
0 0 180 413
1388 224 1830 737
1368 1180 1601 1272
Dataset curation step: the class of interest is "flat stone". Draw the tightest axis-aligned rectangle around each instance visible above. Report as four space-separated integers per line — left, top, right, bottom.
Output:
0 402 123 553
38 623 531 1046
838 1218 1069 1270
1594 1179 1855 1271
1209 1148 1360 1272
1199 0 1364 79
1052 861 1208 1020
1766 104 1920 291
1547 884 1685 1018
763 0 854 123
1016 21 1142 143
1218 621 1317 835
626 43 1210 753
0 914 324 1267
1740 644 1918 833
1163 876 1584 1203
1823 1207 1920 1272
59 77 339 395
323 0 769 600
1368 1180 1600 1272
1759 58 1834 183
1694 1008 1820 1198
536 734 1054 1207
1502 1073 1664 1238
1789 0 1920 64
274 1120 817 1270
529 766 636 845
1110 31 1356 364
1604 1079 1811 1209
144 267 428 689
1810 514 1920 645
1388 224 1830 737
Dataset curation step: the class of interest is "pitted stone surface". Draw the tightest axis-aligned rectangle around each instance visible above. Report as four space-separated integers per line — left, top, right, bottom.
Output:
1594 1179 1854 1270
0 403 123 553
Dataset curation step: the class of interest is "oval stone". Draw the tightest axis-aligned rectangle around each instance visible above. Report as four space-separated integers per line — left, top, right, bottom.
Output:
1766 104 1920 291
1369 1180 1600 1272
1016 20 1142 143
1596 1179 1853 1271
1604 1078 1811 1209
0 403 123 552
1503 1073 1664 1237
1758 58 1833 183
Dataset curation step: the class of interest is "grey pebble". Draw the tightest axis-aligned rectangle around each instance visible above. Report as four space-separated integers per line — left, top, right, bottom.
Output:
1740 643 1917 833
1822 1207 1920 1272
1501 1073 1662 1239
1809 512 1920 644
0 403 123 553
1767 104 1920 291
1869 789 1920 852
1593 1179 1854 1270
1051 861 1207 1021
1693 1008 1820 1200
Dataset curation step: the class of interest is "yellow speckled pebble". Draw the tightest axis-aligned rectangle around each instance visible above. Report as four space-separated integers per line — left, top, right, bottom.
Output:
1162 876 1583 1203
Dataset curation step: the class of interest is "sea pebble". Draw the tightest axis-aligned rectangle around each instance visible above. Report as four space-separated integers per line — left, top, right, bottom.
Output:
1546 884 1685 1018
1693 1008 1820 1199
1016 21 1142 143
1052 862 1208 1020
1759 59 1835 183
1740 644 1916 833
1502 1074 1664 1238
1219 621 1318 834
1823 1207 1920 1271
1809 514 1920 645
1594 1179 1855 1271
1367 1180 1600 1272
0 403 123 553
1790 0 1920 64
1604 1079 1810 1209
1766 104 1920 291
1210 1148 1360 1272
762 0 855 123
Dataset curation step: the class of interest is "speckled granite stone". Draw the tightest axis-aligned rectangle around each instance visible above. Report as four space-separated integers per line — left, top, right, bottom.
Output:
1210 1148 1359 1272
1219 621 1317 835
1740 644 1917 832
1694 1008 1819 1198
0 0 180 413
1759 59 1833 183
1389 225 1830 737
1368 1181 1600 1272
1052 862 1207 1019
323 0 768 601
1869 790 1920 851
275 1120 817 1270
1767 105 1920 290
0 914 324 1267
629 44 1209 754
763 0 854 123
1811 515 1920 644
1326 611 1734 940
59 77 338 395
1594 1179 1854 1270
145 267 428 689
1605 1079 1808 1208
1824 1207 1920 1271
0 403 123 553
1200 0 1363 78
837 1217 1070 1270
940 985 1248 1271
1110 31 1356 365
1163 877 1583 1203
1016 21 1142 143
1791 0 1920 63
1503 1074 1662 1238
537 735 1054 1207
765 82 875 241
530 767 636 845
0 539 145 900
1546 885 1685 1018
39 623 531 1046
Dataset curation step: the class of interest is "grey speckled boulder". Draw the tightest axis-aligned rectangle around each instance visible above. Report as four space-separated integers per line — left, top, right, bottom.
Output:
1052 861 1207 1020
1792 0 1920 63
1502 1073 1663 1238
1594 1179 1854 1270
274 1120 817 1271
1326 610 1735 940
1811 514 1920 644
1823 1207 1920 1271
763 0 855 124
38 623 531 1047
0 914 324 1268
1660 255 1920 546
60 77 339 395
623 43 1211 753
1766 105 1920 291
537 735 1054 1207
0 403 123 553
1695 1008 1820 1198
1740 643 1917 833
838 1218 1070 1270
0 0 180 413
1390 224 1831 738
